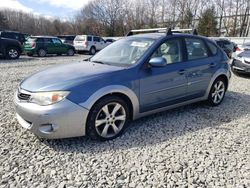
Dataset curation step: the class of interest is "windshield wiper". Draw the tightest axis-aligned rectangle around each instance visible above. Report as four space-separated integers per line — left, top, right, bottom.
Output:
91 60 105 64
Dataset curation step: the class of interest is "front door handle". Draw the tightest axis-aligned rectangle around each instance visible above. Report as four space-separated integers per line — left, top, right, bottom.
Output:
210 62 216 68
179 69 186 75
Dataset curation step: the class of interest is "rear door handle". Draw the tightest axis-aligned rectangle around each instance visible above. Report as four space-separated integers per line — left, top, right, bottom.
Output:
210 63 216 67
179 69 186 75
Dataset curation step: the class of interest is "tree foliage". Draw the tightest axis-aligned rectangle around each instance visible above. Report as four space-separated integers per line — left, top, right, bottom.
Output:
0 0 249 37
198 7 218 36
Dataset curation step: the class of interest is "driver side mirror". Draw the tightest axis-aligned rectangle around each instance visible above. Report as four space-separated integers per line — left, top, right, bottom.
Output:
149 57 167 67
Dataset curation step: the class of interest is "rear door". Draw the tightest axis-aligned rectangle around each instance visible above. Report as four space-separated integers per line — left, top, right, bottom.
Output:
43 38 55 54
185 37 218 99
93 36 101 50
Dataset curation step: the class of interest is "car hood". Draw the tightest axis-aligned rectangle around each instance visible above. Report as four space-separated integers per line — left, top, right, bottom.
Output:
20 61 124 92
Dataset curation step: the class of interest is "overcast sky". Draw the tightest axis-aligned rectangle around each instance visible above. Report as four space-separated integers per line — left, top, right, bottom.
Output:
0 0 91 19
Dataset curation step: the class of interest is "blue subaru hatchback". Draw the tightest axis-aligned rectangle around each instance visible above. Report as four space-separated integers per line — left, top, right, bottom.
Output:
15 28 231 141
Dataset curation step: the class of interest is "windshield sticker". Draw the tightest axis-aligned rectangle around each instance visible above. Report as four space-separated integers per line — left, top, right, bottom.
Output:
131 41 149 48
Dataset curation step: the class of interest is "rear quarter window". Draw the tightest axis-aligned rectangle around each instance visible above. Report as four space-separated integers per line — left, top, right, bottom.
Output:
207 41 218 56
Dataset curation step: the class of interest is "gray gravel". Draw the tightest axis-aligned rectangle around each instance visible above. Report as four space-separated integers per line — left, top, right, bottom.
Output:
0 55 250 188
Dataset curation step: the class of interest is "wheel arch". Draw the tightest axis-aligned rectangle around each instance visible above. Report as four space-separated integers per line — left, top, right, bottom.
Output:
205 69 230 98
79 85 140 120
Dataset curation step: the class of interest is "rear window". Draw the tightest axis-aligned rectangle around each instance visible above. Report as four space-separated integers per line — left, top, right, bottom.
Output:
185 38 208 60
75 35 86 41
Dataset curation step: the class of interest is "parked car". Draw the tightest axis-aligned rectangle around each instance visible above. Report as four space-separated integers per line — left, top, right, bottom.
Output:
74 35 108 55
231 43 250 75
105 38 116 44
15 28 231 141
0 31 27 45
57 35 76 45
214 39 235 58
23 36 75 57
0 37 22 59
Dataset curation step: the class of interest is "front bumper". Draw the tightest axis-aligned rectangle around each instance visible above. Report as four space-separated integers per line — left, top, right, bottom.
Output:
14 93 89 139
231 58 250 73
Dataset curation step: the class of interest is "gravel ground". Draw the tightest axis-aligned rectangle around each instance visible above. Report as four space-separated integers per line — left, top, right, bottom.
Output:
0 56 250 188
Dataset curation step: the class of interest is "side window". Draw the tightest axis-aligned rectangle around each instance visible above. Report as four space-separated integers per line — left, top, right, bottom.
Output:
87 36 92 41
94 37 100 42
52 38 62 44
36 38 44 43
43 38 51 43
207 41 218 56
185 38 208 60
151 39 183 64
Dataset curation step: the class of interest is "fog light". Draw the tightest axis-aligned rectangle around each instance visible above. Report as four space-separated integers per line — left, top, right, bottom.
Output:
39 124 58 134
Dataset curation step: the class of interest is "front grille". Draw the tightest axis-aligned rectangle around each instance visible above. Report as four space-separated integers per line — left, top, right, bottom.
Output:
17 92 31 101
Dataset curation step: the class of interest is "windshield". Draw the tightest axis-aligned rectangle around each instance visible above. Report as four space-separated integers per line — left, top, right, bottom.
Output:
90 37 155 65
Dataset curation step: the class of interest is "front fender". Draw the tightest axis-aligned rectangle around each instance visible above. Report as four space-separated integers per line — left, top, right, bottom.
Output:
79 85 140 120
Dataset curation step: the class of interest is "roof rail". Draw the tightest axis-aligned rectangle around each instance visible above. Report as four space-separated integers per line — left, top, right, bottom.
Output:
126 28 198 36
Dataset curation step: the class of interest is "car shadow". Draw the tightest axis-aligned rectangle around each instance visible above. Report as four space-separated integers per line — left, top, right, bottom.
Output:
234 72 250 79
0 56 35 63
41 91 250 153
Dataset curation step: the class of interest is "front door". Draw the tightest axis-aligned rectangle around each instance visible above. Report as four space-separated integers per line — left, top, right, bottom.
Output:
51 38 67 54
139 38 188 113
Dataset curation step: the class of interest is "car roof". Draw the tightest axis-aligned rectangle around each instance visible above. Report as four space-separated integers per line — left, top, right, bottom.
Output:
128 33 211 41
30 36 58 39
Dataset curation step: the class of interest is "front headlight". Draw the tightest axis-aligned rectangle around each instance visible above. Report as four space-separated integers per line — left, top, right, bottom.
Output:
29 91 70 106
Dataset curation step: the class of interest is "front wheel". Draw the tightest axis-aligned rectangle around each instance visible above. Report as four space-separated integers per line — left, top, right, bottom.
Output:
208 78 226 106
67 49 75 56
87 96 130 141
6 47 20 59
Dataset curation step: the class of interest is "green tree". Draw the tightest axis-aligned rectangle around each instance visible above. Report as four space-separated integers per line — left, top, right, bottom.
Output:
0 11 8 30
197 7 218 37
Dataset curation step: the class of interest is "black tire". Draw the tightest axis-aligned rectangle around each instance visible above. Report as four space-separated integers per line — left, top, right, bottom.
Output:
208 78 226 106
6 47 20 59
86 96 130 141
89 46 96 55
67 49 75 56
37 49 47 57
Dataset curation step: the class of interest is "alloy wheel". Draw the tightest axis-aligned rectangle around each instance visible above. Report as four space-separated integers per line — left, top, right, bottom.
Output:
211 80 225 104
8 49 18 59
95 102 126 139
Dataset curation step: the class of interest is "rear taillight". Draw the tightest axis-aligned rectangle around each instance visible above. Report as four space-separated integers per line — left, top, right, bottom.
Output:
84 41 88 47
236 47 242 51
32 43 36 49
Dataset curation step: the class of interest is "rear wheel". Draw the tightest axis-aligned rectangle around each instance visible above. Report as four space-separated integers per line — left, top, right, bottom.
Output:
37 49 47 57
87 96 130 141
208 78 226 106
6 47 20 59
89 47 96 55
